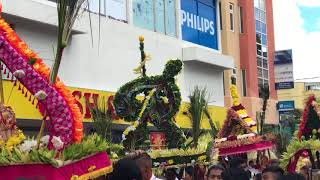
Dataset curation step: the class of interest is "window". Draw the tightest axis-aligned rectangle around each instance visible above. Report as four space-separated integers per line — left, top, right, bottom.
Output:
87 0 106 16
239 6 244 33
219 2 222 30
229 3 234 31
255 0 268 91
241 70 247 96
85 0 128 22
133 0 176 36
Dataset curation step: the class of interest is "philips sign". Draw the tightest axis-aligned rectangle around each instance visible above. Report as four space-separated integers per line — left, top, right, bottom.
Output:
180 10 215 35
180 0 218 50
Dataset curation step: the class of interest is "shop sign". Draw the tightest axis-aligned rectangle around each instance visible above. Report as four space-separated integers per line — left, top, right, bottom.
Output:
180 0 218 50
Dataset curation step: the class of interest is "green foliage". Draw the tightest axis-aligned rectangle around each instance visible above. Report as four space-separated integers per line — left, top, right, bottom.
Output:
188 86 208 148
91 98 113 142
280 138 320 170
0 134 108 167
113 59 186 149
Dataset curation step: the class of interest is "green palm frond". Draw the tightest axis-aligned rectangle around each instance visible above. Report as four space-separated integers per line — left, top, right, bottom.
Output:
188 86 209 148
50 0 88 83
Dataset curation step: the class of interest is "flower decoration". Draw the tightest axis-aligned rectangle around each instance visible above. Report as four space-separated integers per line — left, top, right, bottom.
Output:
51 136 64 150
34 90 47 100
0 18 83 143
19 139 37 152
13 70 25 78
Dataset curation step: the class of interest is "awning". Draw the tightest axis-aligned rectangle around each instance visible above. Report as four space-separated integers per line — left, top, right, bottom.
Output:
182 47 234 70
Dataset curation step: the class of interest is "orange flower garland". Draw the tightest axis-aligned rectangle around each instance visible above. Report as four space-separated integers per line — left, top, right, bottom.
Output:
0 18 83 143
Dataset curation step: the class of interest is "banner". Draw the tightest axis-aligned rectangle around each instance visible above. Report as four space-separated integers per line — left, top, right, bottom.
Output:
180 0 218 50
274 49 294 90
277 101 295 112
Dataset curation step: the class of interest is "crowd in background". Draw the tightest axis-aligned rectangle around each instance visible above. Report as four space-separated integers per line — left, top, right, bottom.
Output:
105 151 308 180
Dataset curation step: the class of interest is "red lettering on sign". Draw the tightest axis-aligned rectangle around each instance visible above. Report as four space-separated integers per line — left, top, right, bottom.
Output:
72 91 83 114
83 93 99 118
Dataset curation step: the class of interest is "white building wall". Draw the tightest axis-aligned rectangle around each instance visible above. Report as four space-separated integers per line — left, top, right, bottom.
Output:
2 0 233 107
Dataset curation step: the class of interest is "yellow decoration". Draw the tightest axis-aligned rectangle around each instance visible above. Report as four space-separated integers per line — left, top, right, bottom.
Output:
5 130 25 151
161 96 169 104
230 85 240 106
88 165 96 172
133 53 151 75
139 36 144 42
71 166 113 180
168 159 174 165
198 155 206 161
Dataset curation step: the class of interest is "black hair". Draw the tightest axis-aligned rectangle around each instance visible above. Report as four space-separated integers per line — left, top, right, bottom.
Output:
283 173 306 180
230 157 244 168
262 166 284 180
207 164 225 176
109 158 142 180
249 160 254 164
185 166 194 176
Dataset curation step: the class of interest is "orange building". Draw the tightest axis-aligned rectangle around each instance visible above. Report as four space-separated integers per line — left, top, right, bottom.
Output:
222 0 278 124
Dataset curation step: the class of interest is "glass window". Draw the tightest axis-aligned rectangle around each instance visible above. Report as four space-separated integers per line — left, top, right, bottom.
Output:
255 20 261 32
263 69 269 78
219 2 223 30
239 6 244 33
259 0 265 10
229 3 234 31
255 8 260 20
165 0 176 36
263 58 268 68
261 34 267 45
258 78 263 86
257 44 262 56
155 0 165 33
260 11 266 22
133 0 155 31
262 46 268 57
258 67 263 78
87 0 106 15
261 23 266 33
241 69 247 96
133 0 176 36
254 0 259 8
256 33 262 43
264 80 269 87
106 0 128 22
257 57 262 67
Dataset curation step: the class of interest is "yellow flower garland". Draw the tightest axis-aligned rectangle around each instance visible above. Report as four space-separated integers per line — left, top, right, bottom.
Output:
4 130 25 151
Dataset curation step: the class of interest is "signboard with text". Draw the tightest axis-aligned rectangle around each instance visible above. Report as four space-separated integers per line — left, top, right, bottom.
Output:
277 101 295 112
180 0 218 50
274 49 294 90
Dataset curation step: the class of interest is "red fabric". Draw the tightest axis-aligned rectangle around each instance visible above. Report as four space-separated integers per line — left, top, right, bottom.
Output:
286 149 309 173
0 152 112 180
218 141 274 156
298 95 315 139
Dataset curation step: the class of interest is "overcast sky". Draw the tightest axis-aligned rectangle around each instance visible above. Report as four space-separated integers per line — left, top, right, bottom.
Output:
273 0 320 81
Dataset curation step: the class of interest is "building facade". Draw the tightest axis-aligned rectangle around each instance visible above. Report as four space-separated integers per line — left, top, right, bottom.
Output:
223 0 278 124
1 0 278 135
2 0 234 132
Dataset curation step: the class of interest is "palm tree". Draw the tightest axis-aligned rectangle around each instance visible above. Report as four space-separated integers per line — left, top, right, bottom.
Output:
188 86 208 148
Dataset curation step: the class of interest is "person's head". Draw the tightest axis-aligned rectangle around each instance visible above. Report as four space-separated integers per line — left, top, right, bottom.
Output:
283 173 306 180
300 166 309 180
206 164 225 180
184 166 194 180
127 150 153 180
262 166 284 180
249 160 255 167
110 158 142 180
230 157 245 169
165 169 177 180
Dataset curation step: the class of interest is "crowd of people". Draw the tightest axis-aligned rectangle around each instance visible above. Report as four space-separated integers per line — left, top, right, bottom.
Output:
105 151 308 180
